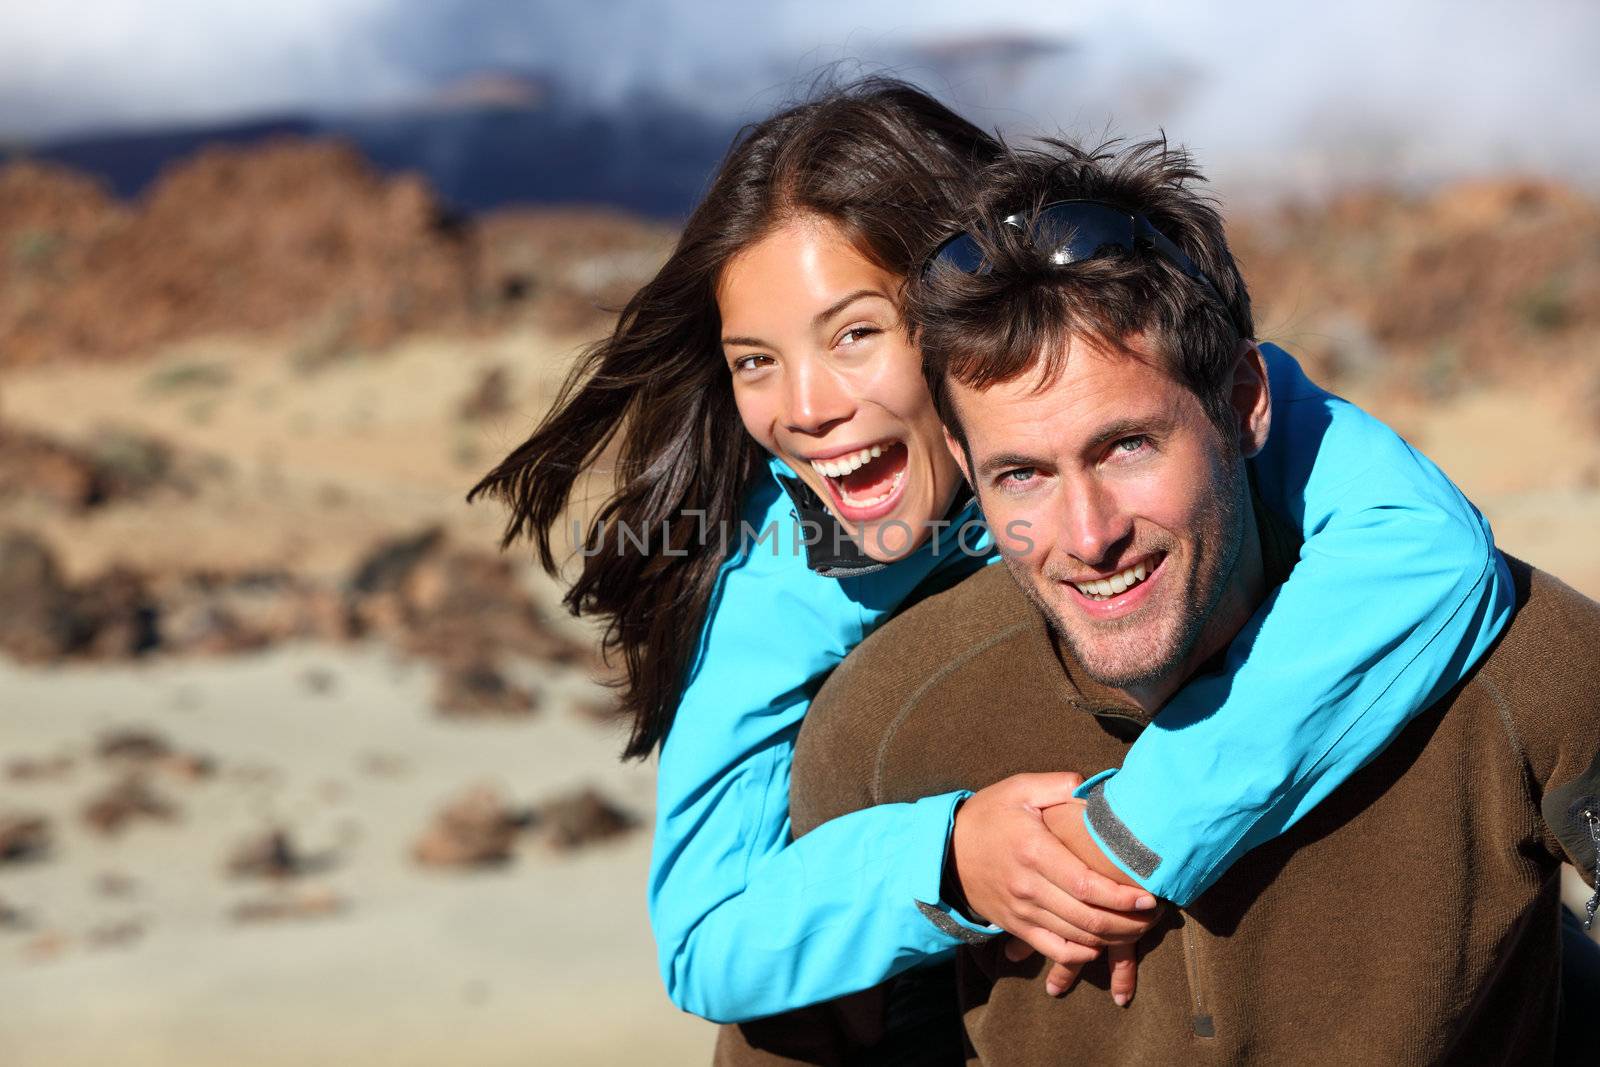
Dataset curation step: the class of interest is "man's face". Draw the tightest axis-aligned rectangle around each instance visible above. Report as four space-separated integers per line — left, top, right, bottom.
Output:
947 335 1269 704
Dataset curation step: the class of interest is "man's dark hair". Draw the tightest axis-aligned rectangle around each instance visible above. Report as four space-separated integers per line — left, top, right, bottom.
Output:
908 136 1254 445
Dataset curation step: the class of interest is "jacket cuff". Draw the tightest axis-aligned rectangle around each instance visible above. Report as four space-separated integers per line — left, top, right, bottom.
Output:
1072 770 1169 897
913 790 1002 943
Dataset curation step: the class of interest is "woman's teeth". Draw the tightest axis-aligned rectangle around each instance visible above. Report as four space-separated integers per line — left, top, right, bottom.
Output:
1073 561 1151 600
809 445 883 479
839 470 904 508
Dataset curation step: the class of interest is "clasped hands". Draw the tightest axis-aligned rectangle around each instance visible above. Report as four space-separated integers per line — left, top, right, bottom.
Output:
948 772 1164 1004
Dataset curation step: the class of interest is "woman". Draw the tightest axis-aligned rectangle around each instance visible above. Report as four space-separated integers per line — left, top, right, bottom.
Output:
469 79 1511 1027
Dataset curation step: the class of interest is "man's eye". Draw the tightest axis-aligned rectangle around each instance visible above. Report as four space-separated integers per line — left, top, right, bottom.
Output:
1113 436 1150 455
1001 468 1036 485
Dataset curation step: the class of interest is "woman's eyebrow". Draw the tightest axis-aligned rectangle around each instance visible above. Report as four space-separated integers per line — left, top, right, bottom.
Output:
722 288 891 348
812 288 890 328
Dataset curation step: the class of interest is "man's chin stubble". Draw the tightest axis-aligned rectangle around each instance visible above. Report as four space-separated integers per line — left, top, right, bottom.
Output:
1044 596 1201 692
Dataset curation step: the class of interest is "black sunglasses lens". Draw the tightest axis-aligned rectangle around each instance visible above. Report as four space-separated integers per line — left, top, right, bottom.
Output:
930 232 988 276
1032 203 1137 266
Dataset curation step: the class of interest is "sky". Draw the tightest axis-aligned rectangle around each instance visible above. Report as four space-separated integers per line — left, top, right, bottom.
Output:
2 0 1596 192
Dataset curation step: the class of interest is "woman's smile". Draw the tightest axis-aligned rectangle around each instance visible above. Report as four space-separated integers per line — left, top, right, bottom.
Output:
717 215 962 560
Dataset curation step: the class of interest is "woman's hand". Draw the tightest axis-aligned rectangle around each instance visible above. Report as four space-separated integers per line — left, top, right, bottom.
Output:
1036 797 1160 1002
950 772 1163 1003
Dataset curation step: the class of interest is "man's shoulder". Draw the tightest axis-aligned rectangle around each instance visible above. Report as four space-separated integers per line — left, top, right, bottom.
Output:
1482 557 1600 669
1475 556 1600 709
790 563 1038 835
843 562 1034 685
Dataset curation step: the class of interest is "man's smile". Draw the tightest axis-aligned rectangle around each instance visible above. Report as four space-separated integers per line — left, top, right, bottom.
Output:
1059 552 1168 619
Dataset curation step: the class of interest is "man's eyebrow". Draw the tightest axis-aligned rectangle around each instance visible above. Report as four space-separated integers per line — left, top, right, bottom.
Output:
974 415 1174 477
721 289 891 350
1083 415 1171 454
977 450 1048 478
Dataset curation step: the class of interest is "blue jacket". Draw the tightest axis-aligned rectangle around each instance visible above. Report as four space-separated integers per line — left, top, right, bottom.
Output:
647 344 1513 1023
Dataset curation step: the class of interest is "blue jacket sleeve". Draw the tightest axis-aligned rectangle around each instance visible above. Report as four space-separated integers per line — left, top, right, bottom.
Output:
648 476 994 1023
1077 343 1516 906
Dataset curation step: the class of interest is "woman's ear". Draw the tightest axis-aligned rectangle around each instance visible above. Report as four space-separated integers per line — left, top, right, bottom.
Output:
1230 340 1272 459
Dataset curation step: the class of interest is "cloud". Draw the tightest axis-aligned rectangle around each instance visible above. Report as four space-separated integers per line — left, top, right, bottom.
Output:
2 0 1596 191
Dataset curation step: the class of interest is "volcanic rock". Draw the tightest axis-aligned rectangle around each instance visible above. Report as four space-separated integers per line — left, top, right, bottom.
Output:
81 774 177 834
412 784 525 868
531 787 637 851
0 812 51 864
226 828 305 880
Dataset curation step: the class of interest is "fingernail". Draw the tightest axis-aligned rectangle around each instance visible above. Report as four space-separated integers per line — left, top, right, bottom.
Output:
1113 993 1129 1007
1046 981 1063 997
1135 895 1157 910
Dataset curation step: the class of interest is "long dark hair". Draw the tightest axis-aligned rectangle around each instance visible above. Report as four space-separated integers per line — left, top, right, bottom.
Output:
468 78 1000 758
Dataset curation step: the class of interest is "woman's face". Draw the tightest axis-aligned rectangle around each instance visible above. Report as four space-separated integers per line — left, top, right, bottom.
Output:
717 215 963 562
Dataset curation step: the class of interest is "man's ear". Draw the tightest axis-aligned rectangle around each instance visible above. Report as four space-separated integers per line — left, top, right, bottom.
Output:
943 425 973 485
1229 340 1272 459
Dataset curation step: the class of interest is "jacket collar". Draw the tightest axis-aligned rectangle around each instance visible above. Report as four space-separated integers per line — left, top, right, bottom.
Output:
766 456 980 579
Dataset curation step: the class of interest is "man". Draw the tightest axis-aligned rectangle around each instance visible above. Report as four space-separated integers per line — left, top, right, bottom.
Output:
783 140 1600 1064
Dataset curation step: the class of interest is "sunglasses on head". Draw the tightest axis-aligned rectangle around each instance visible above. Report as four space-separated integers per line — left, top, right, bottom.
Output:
924 199 1236 330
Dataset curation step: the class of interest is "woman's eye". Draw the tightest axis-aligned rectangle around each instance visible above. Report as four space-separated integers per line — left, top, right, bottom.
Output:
838 325 879 346
732 354 773 373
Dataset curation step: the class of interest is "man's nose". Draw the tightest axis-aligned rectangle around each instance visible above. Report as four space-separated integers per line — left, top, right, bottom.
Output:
1059 479 1134 566
784 358 854 437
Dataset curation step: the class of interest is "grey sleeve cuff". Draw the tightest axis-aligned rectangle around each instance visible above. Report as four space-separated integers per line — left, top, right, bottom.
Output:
916 901 999 946
1082 776 1163 882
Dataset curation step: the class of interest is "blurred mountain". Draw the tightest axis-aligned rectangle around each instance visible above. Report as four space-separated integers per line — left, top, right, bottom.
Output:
10 77 741 219
0 141 677 366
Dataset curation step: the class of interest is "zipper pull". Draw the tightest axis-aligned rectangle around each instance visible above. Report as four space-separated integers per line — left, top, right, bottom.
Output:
1583 809 1600 931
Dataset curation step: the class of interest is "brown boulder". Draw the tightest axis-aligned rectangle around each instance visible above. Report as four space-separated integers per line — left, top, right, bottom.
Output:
0 812 51 864
531 787 638 852
81 774 177 834
412 784 525 868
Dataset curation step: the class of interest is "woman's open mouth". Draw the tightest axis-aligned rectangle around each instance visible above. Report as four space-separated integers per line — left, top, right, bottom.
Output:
808 440 910 523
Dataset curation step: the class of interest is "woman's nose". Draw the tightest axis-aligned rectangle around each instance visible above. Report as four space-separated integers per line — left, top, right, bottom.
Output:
784 359 854 437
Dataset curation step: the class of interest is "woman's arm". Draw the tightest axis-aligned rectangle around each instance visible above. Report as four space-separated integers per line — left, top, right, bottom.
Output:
1074 343 1515 906
649 478 984 1022
651 477 1147 1022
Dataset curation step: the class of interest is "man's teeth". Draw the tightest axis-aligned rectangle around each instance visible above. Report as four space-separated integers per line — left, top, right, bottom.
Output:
1073 561 1151 600
809 444 884 479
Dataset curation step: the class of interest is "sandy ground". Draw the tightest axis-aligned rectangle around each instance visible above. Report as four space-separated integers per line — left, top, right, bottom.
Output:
0 644 715 1066
2 328 1597 1065
1 331 717 1064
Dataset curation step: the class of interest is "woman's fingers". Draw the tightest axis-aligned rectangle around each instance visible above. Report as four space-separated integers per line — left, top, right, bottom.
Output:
1009 927 1099 969
1107 942 1139 1006
1003 936 1034 963
1008 771 1087 809
1044 959 1086 998
1028 832 1157 913
1024 831 1164 915
1011 935 1140 1005
1020 864 1161 943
